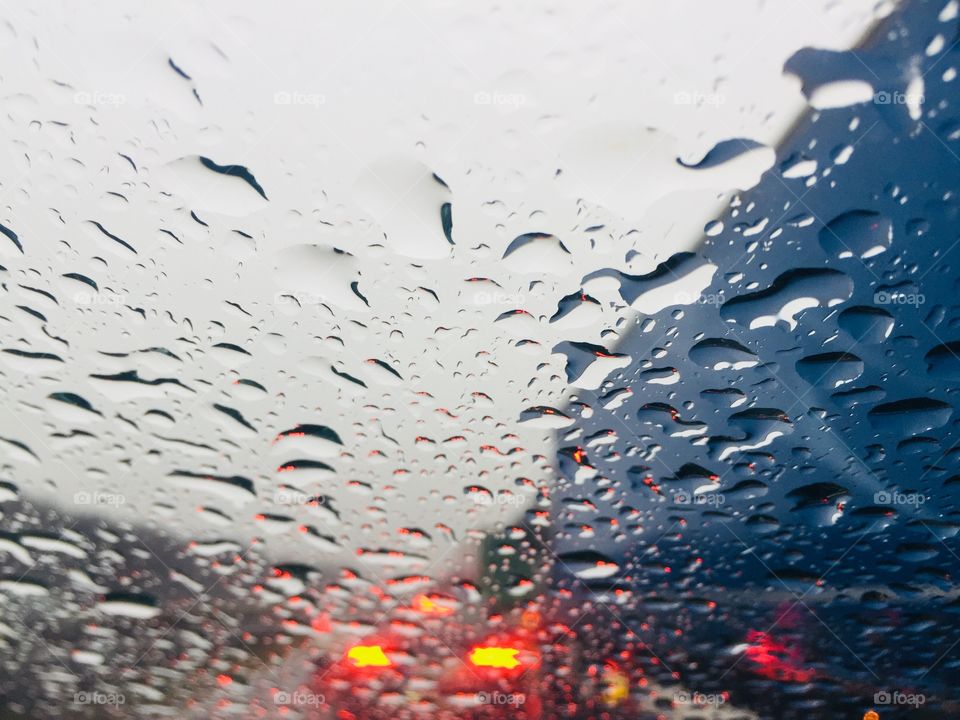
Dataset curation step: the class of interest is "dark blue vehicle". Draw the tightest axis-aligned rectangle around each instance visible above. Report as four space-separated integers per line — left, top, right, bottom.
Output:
535 0 960 716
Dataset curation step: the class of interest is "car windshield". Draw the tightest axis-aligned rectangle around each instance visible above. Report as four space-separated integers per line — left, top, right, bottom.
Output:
1 1 958 719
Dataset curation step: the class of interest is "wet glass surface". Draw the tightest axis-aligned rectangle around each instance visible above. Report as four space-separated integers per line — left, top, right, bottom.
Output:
0 1 958 718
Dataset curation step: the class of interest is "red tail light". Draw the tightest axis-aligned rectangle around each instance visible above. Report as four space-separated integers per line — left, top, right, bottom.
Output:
346 645 391 668
413 594 453 616
468 646 521 669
